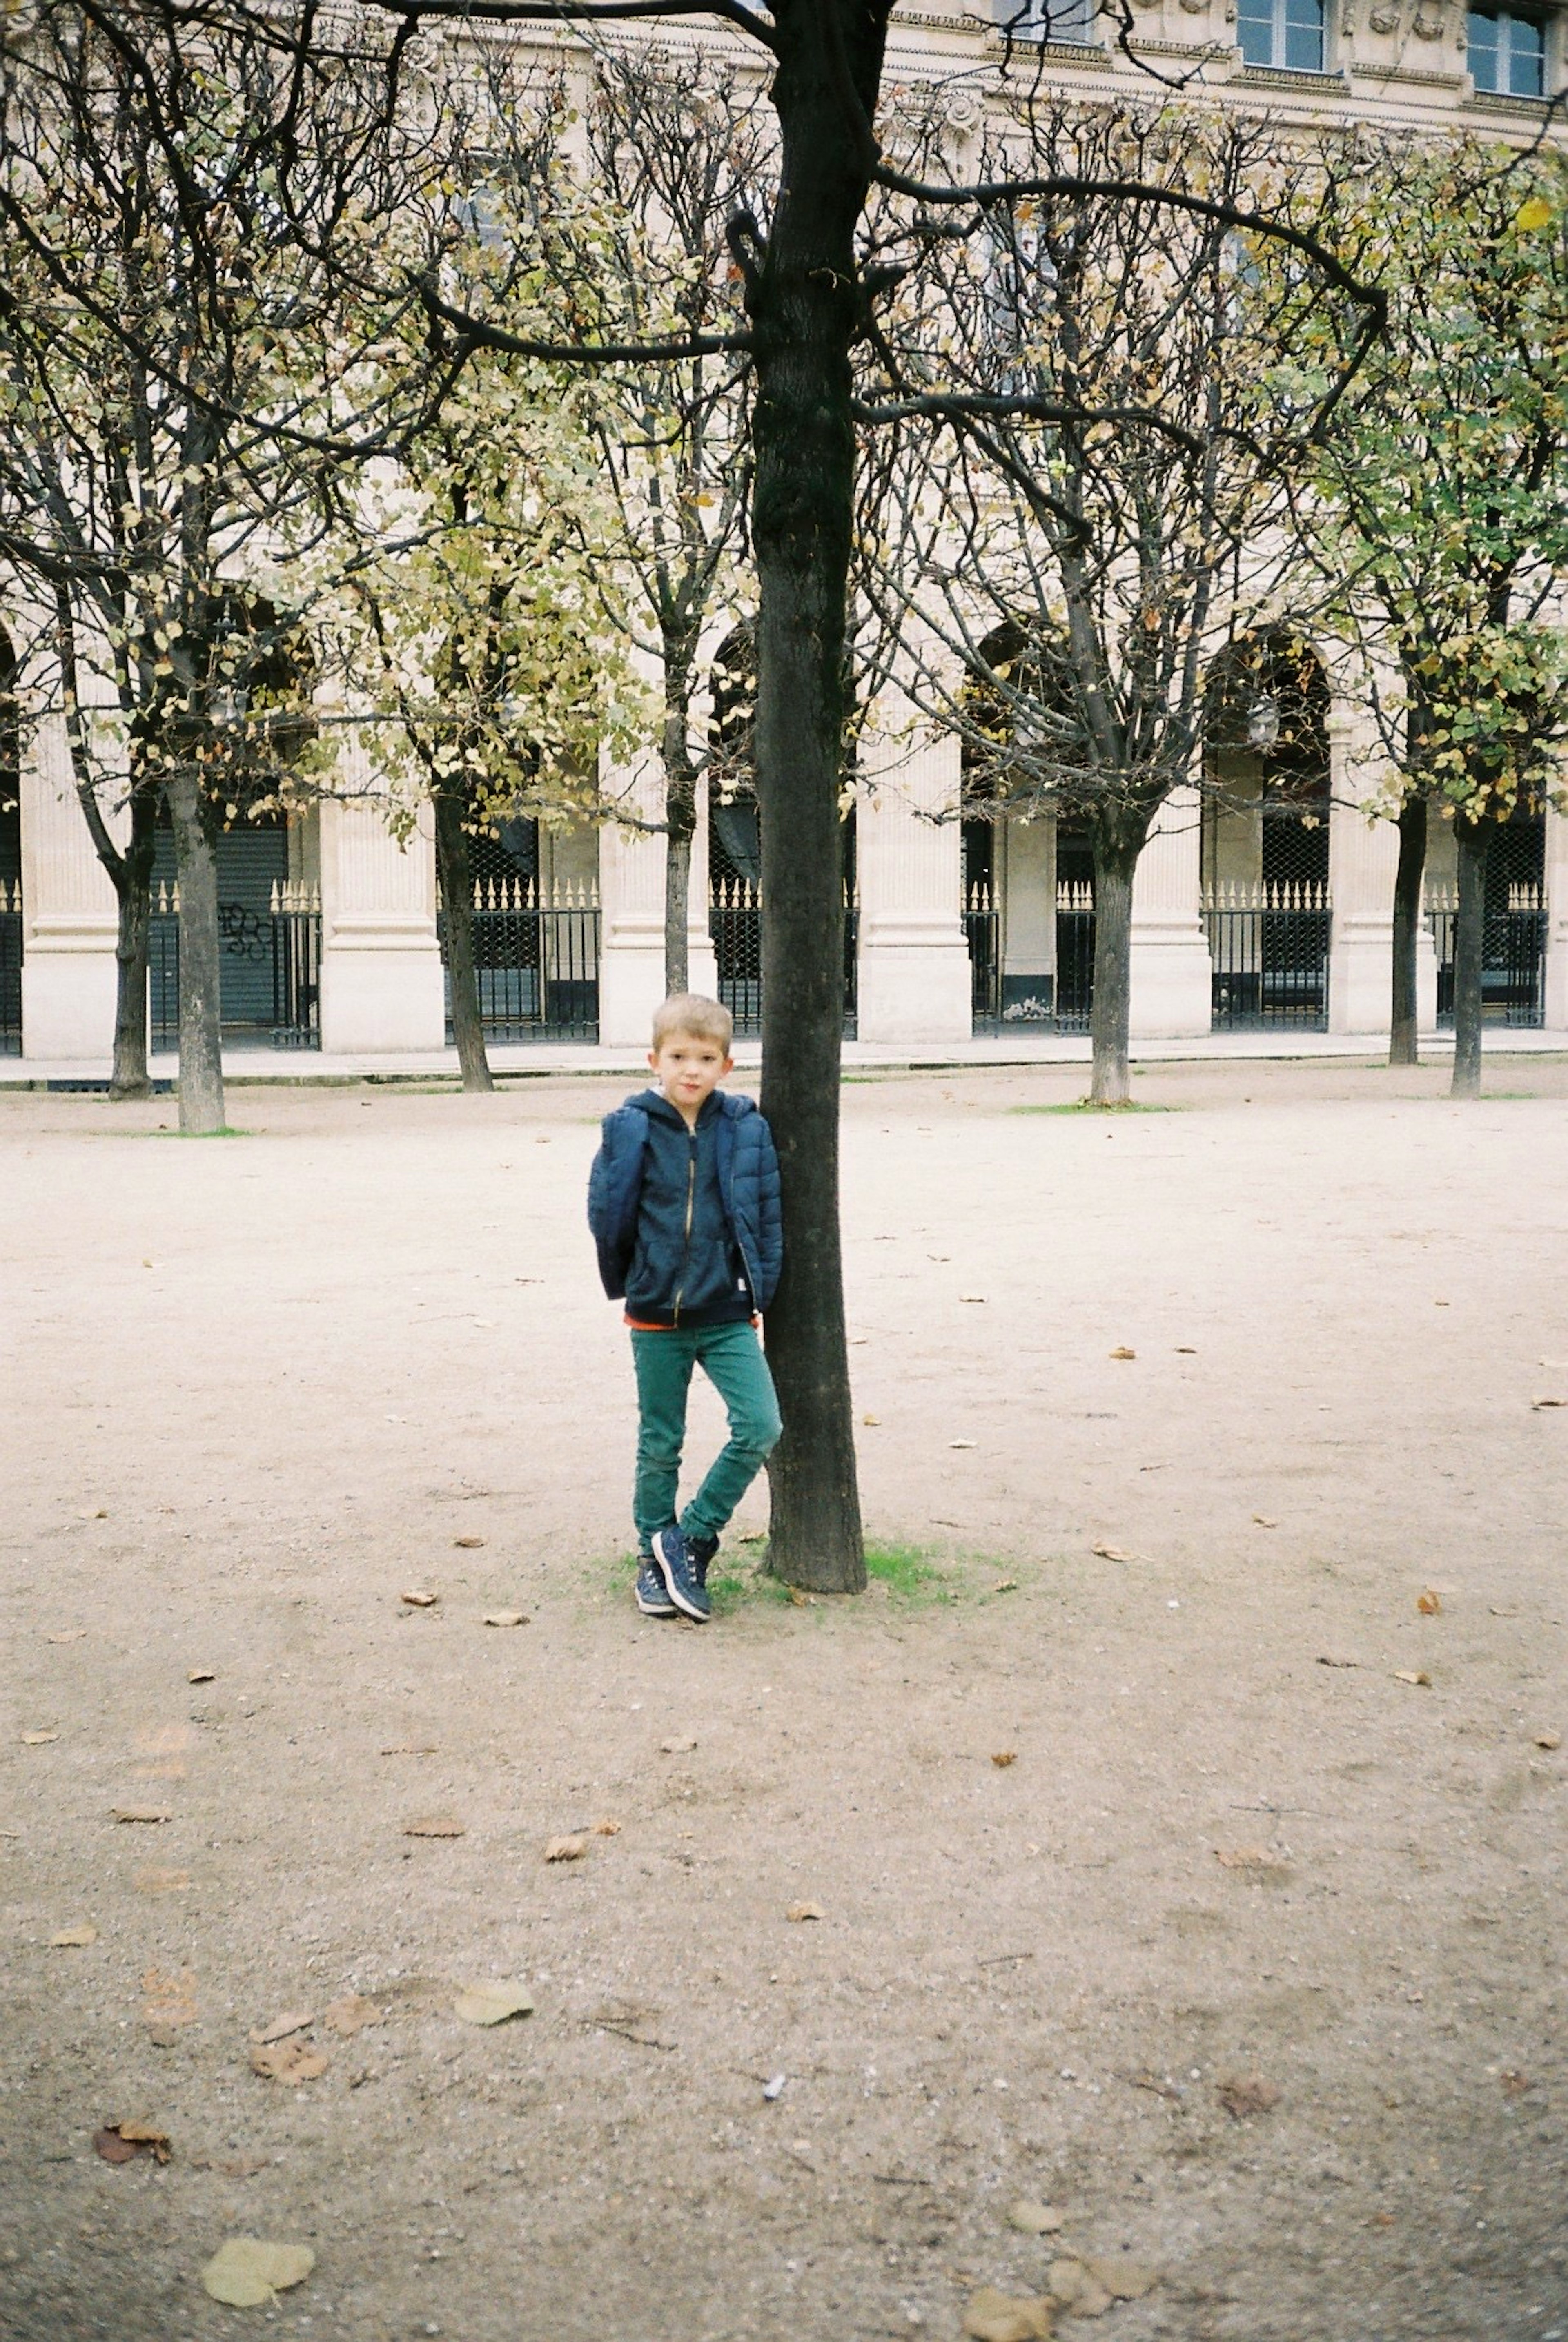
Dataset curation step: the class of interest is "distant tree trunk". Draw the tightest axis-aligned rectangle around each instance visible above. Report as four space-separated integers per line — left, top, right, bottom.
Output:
165 767 225 1132
1087 831 1140 1107
1390 793 1427 1069
433 778 494 1093
663 684 695 998
109 789 156 1098
1450 816 1488 1100
750 21 882 1595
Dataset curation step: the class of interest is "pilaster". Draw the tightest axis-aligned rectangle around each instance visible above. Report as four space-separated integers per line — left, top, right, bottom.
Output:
1129 788 1212 1037
1544 798 1568 1029
854 715 971 1046
20 711 120 1061
597 745 669 1046
317 773 444 1053
1325 711 1418 1038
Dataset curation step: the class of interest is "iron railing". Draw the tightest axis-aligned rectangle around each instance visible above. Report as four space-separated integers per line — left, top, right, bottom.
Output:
150 879 322 1050
439 876 600 1042
707 878 858 1038
965 880 1095 1034
1427 884 1546 1028
1204 881 1330 1029
0 878 20 1054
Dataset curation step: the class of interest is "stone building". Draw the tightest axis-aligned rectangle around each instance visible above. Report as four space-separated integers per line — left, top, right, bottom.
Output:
3 0 1566 1064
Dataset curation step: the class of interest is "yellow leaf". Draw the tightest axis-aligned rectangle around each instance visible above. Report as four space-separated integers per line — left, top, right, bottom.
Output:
1515 195 1553 232
452 1981 534 2026
200 2240 315 2307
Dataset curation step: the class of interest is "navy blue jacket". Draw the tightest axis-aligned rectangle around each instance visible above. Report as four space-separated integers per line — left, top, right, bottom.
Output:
588 1087 783 1325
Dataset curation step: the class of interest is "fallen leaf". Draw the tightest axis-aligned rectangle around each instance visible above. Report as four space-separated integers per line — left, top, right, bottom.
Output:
45 1629 87 1644
400 1589 439 1607
1533 1730 1561 1751
1316 1654 1359 1669
949 1439 977 1450
786 1901 823 1923
1416 1589 1442 1615
322 1994 382 2037
21 1731 59 1746
1175 1345 1197 1353
78 1508 109 1521
94 2119 170 2166
249 2011 314 2046
1047 2261 1094 2307
1218 2074 1281 2118
200 2239 315 2307
991 1751 1017 1769
1215 1846 1288 1872
660 1736 697 1754
133 1867 190 1894
1090 1541 1131 1563
141 1968 198 2026
1109 1346 1136 1360
592 1817 621 1835
1253 1514 1278 1528
49 1925 98 1948
1532 1395 1566 1409
991 1578 1019 1593
379 1743 437 1756
114 1806 172 1825
1501 2068 1532 2097
962 2286 1054 2342
1083 2255 1158 2302
453 1982 534 2027
187 1668 216 1684
453 1535 486 1548
249 2039 328 2084
862 1414 880 1426
788 1589 812 1605
1393 1669 1432 1687
543 1835 586 1862
960 1294 989 1305
403 1814 466 1838
482 1610 529 1628
1006 2199 1065 2235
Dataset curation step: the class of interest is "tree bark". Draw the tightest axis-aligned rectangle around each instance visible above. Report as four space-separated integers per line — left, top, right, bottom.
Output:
1389 793 1427 1069
749 17 885 1593
109 796 156 1099
434 780 494 1093
1087 835 1138 1107
1450 816 1488 1101
663 678 696 998
165 768 226 1132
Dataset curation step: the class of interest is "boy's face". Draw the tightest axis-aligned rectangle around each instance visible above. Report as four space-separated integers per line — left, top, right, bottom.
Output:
650 1030 733 1119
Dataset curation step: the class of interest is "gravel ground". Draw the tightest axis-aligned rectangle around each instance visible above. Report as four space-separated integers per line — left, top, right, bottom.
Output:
2 1054 1566 2342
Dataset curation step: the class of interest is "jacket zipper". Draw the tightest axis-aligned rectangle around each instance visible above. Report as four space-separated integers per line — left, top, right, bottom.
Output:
670 1130 697 1326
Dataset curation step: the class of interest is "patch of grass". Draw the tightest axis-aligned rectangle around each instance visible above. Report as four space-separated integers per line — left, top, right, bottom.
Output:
1011 1099 1176 1116
864 1539 944 1598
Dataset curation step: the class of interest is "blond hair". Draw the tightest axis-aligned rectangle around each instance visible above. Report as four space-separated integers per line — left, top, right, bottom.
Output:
652 992 734 1051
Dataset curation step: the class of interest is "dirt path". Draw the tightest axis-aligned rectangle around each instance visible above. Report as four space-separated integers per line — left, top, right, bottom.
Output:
3 1058 1566 2342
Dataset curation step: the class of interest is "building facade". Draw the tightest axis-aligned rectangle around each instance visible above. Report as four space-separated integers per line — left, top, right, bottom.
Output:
3 0 1566 1063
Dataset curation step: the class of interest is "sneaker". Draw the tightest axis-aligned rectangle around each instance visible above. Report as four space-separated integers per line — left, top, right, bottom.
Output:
686 1531 719 1590
635 1554 677 1617
652 1523 711 1623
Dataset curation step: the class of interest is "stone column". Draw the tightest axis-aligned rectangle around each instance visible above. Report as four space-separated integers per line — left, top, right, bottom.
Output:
317 767 444 1052
1324 709 1429 1038
854 713 971 1045
20 711 120 1062
597 744 669 1046
1544 798 1568 1029
1129 787 1212 1037
1000 815 1054 1012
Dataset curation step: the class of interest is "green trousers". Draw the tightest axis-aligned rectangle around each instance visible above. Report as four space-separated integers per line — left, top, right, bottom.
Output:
630 1320 782 1551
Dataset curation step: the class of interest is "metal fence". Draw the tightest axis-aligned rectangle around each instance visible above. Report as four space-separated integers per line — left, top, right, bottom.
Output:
150 880 322 1050
1204 881 1330 1029
439 877 601 1042
1427 885 1546 1029
965 880 1096 1035
0 878 20 1054
707 878 858 1038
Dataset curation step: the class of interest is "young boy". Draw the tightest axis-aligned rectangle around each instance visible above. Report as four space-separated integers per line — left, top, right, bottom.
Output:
587 994 783 1622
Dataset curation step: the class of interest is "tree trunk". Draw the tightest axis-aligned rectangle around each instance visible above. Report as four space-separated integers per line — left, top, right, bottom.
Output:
165 768 226 1132
1450 816 1488 1101
748 22 884 1594
434 780 494 1093
1389 794 1427 1069
665 821 692 998
1088 836 1138 1107
109 785 157 1099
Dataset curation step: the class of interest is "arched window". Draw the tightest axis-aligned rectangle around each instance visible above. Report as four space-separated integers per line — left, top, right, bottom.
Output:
1238 0 1326 70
